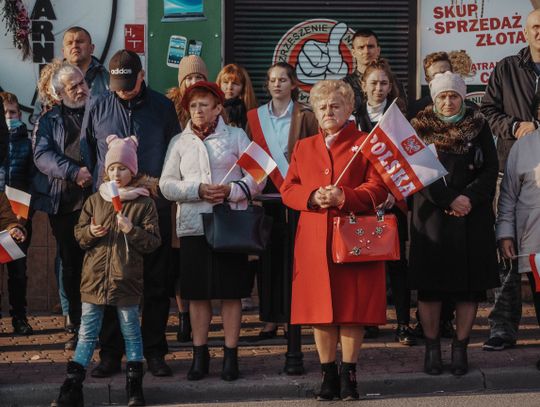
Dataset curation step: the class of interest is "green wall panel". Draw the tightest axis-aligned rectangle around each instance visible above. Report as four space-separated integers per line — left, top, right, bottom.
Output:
147 1 222 94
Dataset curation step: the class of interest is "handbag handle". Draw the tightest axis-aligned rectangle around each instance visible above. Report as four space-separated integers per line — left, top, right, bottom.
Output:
347 189 385 224
231 180 253 203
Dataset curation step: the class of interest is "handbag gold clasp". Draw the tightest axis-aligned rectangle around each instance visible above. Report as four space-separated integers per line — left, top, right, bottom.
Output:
348 213 357 224
376 208 385 222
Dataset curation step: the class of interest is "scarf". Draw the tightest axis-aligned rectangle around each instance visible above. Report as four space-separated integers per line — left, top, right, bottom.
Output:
434 102 466 124
191 117 219 140
99 182 150 203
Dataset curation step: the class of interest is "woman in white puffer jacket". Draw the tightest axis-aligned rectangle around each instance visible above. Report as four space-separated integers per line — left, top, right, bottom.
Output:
160 81 263 382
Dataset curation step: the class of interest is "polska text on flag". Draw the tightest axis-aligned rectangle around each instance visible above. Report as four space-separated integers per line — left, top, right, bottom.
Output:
107 181 122 212
236 141 278 184
0 230 25 264
361 101 448 201
5 186 31 219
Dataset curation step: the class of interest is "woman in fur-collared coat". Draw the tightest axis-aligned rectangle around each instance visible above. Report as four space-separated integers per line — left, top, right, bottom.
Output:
409 72 499 377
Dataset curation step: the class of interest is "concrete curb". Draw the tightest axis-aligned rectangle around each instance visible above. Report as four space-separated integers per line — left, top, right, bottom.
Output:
2 367 540 406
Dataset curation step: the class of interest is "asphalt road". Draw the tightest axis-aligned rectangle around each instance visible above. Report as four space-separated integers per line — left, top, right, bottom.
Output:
160 392 540 407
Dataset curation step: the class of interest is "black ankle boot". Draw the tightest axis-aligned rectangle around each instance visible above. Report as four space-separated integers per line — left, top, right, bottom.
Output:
187 345 209 381
316 362 339 401
126 361 145 406
451 336 469 376
177 312 191 343
424 337 442 375
51 361 86 407
221 346 239 381
340 362 359 401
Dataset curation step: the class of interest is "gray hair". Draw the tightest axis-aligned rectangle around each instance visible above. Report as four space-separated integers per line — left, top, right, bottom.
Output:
309 80 355 115
49 63 84 101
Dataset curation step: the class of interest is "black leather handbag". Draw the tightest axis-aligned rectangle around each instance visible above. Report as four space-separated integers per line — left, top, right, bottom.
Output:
202 180 273 254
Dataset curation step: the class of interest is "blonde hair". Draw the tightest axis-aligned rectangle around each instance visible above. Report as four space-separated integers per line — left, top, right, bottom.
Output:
215 64 258 110
309 80 355 115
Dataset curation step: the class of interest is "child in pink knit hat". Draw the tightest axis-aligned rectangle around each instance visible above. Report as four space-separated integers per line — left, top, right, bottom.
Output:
52 135 161 407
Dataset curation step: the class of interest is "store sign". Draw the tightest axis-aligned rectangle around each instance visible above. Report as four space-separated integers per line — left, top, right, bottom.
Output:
125 24 145 54
419 0 533 85
273 19 354 102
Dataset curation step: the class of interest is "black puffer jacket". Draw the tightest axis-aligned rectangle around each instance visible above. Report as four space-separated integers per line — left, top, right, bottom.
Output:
481 46 539 170
0 123 33 192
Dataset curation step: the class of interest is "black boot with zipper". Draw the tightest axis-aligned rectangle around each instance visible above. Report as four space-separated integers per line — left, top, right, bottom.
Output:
451 336 470 376
340 362 359 400
221 346 239 381
187 344 210 380
424 336 443 375
126 361 145 406
316 361 340 401
50 361 86 407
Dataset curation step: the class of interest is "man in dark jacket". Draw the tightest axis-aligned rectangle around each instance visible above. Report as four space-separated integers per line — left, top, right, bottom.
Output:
480 9 540 353
32 63 92 350
0 92 34 335
343 28 407 125
81 50 180 378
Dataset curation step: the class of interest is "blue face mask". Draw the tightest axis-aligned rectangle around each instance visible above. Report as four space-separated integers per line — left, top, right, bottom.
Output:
6 118 23 130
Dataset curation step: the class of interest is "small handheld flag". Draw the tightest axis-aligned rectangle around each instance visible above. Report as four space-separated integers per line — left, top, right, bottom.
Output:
5 186 31 219
107 181 122 212
236 141 278 184
0 230 25 263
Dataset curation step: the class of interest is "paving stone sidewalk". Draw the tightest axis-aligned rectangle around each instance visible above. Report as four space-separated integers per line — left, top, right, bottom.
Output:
1 304 540 406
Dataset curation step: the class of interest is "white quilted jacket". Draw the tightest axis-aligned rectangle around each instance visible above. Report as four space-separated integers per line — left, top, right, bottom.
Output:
160 117 264 237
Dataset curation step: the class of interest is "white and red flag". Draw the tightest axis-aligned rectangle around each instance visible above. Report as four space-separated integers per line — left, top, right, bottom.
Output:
107 181 122 212
236 141 278 184
5 186 31 219
529 253 540 292
0 230 25 264
359 101 448 201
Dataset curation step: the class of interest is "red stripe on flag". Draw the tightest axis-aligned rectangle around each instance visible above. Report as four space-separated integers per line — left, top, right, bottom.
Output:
247 109 285 189
362 126 425 200
8 200 29 219
112 196 122 212
0 243 13 264
529 254 540 293
237 153 267 184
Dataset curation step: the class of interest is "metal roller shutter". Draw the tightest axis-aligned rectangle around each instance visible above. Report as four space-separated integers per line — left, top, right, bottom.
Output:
224 0 417 103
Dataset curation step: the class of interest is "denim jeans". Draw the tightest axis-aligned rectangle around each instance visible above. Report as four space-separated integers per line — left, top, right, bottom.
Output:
54 252 69 316
73 303 143 368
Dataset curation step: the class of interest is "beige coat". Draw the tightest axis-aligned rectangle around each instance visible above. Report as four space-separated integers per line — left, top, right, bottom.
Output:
496 130 540 273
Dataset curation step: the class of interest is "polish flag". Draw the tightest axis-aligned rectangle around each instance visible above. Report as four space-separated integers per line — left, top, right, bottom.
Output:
529 253 540 292
0 230 25 263
236 142 278 184
107 181 122 212
5 186 31 219
360 101 448 201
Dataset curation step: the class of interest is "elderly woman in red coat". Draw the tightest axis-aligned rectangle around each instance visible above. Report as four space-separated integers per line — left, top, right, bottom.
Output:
281 80 387 401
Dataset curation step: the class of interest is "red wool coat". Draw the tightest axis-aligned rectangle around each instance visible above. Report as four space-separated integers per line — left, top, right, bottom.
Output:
281 122 389 325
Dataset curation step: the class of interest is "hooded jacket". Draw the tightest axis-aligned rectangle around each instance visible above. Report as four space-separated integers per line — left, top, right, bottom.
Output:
74 176 161 306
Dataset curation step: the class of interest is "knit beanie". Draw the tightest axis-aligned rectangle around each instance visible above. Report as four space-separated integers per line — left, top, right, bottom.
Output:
429 71 467 101
178 55 208 86
105 135 138 175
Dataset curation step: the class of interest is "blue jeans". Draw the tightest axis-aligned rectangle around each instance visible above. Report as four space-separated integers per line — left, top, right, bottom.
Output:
54 252 69 316
73 303 143 368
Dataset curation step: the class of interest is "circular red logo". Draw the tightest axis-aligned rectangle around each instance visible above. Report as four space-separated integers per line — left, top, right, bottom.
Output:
273 19 355 102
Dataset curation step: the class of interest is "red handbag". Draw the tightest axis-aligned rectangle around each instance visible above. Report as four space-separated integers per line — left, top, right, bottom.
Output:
332 204 400 264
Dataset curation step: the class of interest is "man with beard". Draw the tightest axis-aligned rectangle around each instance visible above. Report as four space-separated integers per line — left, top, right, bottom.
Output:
32 63 92 351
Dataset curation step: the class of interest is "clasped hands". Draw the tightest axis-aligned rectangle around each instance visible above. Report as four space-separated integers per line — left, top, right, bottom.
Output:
309 185 344 209
8 227 25 243
199 183 231 204
90 214 133 237
446 194 472 217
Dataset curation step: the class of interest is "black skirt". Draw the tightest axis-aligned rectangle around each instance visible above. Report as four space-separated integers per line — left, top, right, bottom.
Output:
179 236 254 300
